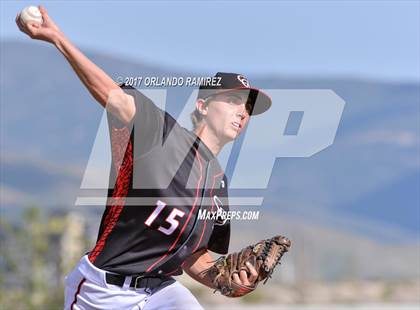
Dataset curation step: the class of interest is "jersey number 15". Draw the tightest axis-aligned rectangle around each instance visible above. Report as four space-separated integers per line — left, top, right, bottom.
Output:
144 200 185 235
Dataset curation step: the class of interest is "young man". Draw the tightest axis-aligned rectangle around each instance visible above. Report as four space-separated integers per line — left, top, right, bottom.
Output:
16 7 273 310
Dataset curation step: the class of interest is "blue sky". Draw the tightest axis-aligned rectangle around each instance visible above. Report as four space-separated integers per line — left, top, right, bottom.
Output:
1 0 419 81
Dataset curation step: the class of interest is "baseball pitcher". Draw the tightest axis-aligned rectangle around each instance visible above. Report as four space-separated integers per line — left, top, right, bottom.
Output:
16 6 291 310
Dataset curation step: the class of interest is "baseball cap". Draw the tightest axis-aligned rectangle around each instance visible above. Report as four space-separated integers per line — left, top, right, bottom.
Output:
197 72 272 115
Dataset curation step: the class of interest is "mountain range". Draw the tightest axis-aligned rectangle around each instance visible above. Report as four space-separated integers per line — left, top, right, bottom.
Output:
1 40 418 245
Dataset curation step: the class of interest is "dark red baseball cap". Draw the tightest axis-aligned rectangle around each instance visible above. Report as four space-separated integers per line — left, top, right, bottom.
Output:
197 72 272 115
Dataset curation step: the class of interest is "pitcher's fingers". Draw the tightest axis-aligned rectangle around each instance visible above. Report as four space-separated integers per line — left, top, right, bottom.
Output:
232 273 242 285
28 23 40 30
16 14 31 33
246 262 258 282
239 270 250 285
39 5 48 15
22 22 37 37
16 14 25 31
38 6 49 23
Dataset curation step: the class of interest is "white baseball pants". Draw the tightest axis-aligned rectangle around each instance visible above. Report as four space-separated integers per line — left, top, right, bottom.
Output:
64 255 203 310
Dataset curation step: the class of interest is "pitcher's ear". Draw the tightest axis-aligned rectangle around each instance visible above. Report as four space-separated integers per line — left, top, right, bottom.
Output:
196 99 209 116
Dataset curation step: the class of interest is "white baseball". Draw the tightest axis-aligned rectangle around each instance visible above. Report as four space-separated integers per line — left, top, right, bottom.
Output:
20 6 43 25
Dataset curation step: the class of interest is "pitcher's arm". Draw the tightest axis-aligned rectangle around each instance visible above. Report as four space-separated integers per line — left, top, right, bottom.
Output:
16 6 135 124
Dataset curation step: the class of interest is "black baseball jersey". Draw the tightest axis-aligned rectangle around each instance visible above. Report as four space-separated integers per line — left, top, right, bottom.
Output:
88 85 230 276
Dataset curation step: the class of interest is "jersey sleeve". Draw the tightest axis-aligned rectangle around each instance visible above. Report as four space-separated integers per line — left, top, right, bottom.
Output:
207 220 230 254
106 84 166 156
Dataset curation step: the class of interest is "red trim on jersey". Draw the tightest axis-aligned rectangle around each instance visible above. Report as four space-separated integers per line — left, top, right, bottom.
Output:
88 127 133 263
70 278 86 310
146 150 204 272
192 171 224 253
101 127 131 229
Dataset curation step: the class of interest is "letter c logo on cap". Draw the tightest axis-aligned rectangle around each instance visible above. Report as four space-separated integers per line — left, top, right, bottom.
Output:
237 75 250 88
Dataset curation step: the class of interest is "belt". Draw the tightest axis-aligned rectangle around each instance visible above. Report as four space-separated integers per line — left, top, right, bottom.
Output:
105 273 171 290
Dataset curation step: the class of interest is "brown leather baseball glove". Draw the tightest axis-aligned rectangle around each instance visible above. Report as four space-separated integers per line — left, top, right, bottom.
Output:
207 235 291 297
